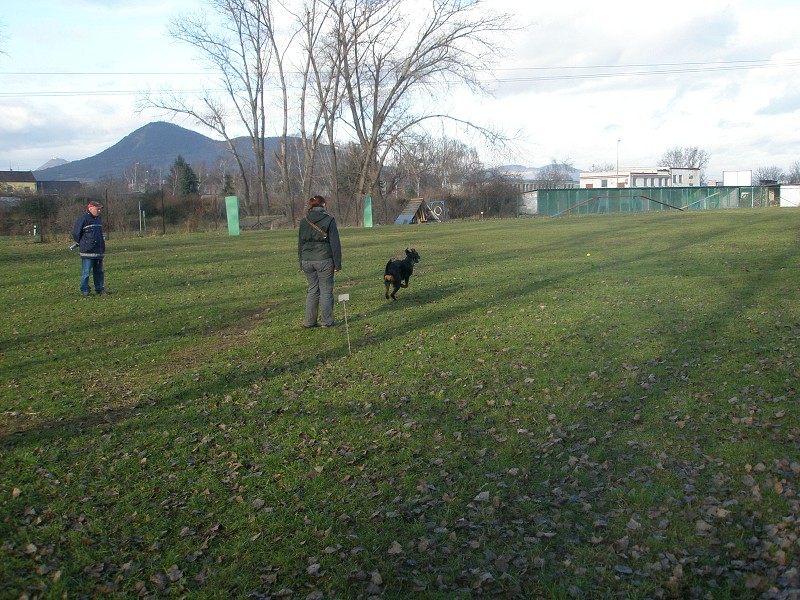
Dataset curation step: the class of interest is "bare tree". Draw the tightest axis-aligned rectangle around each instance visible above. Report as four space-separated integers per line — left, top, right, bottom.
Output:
445 166 514 219
427 136 481 191
658 146 710 169
328 0 515 224
140 0 276 220
535 159 576 189
753 165 786 184
787 161 800 185
387 136 434 202
289 0 345 220
144 0 348 226
254 0 306 224
141 0 516 228
0 21 7 56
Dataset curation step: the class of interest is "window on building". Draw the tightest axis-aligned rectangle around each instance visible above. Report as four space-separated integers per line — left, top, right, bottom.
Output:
601 179 608 187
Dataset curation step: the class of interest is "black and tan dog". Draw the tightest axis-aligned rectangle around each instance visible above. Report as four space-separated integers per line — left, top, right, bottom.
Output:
384 248 421 300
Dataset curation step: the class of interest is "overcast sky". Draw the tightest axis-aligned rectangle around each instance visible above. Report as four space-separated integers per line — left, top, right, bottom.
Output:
2 0 799 180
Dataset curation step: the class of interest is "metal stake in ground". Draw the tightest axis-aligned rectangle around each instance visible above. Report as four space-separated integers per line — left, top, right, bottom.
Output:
338 294 351 354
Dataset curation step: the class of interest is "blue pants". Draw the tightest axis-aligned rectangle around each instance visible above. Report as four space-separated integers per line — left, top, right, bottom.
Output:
80 257 104 295
301 259 335 326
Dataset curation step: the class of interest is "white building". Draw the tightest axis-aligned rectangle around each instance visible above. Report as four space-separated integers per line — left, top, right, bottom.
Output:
780 185 800 208
580 167 701 189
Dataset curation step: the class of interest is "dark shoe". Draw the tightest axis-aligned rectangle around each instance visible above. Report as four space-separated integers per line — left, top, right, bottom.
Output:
97 289 113 295
81 292 91 297
302 323 318 328
321 322 340 328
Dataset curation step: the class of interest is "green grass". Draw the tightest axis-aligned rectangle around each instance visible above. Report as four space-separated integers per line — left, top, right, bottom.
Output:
1 209 799 598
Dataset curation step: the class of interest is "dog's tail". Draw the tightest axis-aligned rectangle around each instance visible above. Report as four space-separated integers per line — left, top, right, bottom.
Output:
384 260 394 282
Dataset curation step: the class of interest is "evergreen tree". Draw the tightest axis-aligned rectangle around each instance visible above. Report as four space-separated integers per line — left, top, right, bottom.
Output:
170 155 199 196
222 174 235 196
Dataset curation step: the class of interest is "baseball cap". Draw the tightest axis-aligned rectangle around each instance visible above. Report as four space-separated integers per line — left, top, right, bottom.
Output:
88 200 103 208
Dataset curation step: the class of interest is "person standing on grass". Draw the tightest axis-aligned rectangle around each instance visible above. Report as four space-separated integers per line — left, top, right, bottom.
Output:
71 200 108 297
298 195 342 328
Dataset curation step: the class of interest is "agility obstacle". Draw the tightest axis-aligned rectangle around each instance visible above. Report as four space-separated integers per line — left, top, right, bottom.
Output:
393 198 442 224
681 191 720 210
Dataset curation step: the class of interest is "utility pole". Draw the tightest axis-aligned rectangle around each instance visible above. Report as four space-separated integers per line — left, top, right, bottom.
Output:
161 187 166 235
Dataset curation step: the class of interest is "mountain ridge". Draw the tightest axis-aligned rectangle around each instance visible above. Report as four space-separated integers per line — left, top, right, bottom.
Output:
33 122 277 182
36 158 69 171
32 122 578 182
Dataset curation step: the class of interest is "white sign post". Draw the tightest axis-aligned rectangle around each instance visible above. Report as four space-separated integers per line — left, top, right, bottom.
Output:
338 294 351 354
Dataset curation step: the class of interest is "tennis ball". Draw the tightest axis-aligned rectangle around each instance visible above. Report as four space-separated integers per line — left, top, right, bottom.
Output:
586 253 591 256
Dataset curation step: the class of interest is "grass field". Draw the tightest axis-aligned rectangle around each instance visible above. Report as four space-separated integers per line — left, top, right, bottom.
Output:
1 209 799 598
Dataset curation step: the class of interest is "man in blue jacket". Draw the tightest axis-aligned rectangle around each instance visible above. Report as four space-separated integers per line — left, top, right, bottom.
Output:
72 200 107 296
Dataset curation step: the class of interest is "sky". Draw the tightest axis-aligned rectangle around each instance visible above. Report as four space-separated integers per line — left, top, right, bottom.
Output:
2 0 799 181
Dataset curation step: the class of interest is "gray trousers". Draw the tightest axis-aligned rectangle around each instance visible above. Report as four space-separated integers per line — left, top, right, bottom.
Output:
301 259 335 326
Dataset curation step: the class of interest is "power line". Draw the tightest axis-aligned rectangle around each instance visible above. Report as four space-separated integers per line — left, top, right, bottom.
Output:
1 58 797 99
0 71 210 76
0 90 209 98
3 58 797 78
491 59 800 83
493 58 800 73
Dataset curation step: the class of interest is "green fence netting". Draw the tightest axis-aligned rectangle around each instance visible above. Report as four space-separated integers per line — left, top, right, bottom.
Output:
527 186 774 217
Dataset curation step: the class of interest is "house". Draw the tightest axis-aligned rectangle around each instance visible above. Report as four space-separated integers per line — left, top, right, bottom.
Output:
0 170 37 195
668 168 701 187
37 180 83 195
580 167 701 189
509 180 579 194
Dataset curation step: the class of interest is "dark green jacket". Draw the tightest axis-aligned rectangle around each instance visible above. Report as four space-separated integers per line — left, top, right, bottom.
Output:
298 207 342 270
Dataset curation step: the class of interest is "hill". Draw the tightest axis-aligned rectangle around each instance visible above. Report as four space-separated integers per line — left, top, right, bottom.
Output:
36 158 69 171
33 122 282 183
31 121 581 183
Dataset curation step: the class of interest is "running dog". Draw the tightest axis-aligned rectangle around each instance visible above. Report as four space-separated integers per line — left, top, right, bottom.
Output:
384 248 421 300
